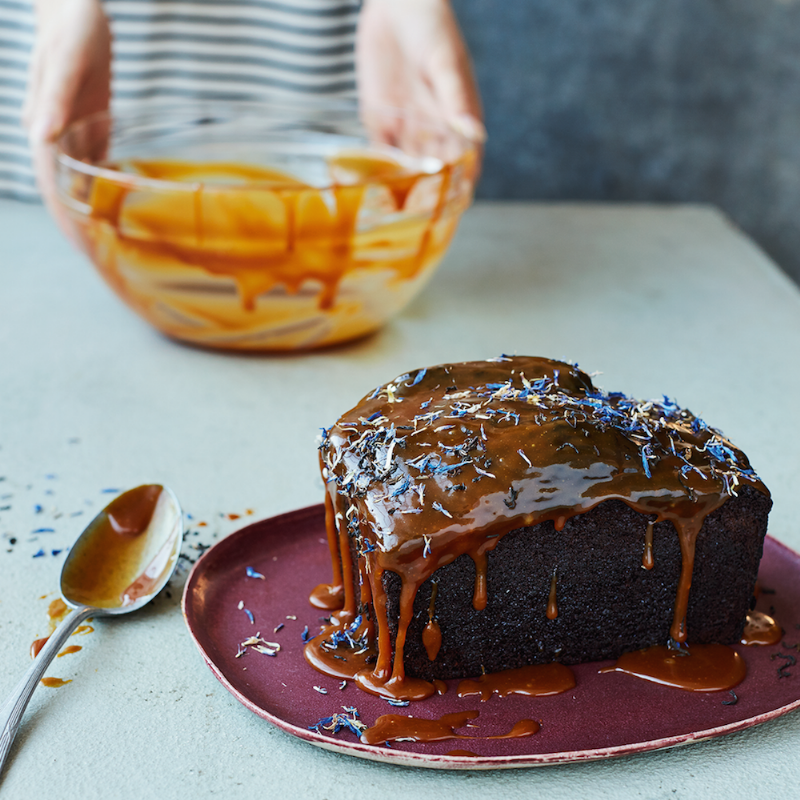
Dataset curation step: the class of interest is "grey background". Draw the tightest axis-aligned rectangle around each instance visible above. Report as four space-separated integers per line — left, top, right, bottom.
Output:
455 0 800 285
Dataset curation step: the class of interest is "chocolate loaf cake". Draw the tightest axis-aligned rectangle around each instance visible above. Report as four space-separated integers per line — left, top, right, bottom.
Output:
307 356 771 698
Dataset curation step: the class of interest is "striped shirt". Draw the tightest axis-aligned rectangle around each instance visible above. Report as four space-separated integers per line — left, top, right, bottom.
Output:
0 0 359 201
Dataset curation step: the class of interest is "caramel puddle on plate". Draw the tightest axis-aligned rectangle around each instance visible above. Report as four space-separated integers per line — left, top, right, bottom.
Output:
457 663 576 701
741 611 782 646
360 710 540 747
600 643 747 691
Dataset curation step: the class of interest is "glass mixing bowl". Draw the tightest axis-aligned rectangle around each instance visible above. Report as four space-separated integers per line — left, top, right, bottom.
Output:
54 101 478 350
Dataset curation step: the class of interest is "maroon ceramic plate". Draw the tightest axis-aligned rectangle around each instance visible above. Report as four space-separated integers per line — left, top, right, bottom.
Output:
182 505 800 769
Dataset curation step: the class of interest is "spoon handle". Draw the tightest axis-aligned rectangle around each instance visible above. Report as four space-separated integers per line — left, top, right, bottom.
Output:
0 605 94 777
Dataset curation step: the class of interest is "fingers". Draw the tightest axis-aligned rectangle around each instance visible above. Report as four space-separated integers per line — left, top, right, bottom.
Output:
23 0 111 240
357 0 486 148
25 0 111 146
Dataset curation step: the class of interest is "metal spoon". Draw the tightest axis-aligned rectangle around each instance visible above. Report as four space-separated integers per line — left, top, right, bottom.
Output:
0 484 182 775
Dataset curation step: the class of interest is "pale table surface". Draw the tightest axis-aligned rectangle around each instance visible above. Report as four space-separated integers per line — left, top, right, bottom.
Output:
1 198 799 798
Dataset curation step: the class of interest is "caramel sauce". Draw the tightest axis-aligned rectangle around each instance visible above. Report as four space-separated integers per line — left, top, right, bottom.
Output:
309 492 345 610
31 624 95 658
600 643 747 691
30 598 71 658
309 357 769 701
57 645 82 658
71 150 475 349
457 663 576 701
447 750 478 757
360 710 478 746
308 584 345 611
354 667 436 702
642 520 655 570
422 619 442 662
30 638 49 659
422 581 442 661
360 711 540 747
61 485 173 608
546 571 558 620
40 678 71 688
74 625 94 636
471 552 488 611
303 618 377 681
741 610 782 645
48 598 68 622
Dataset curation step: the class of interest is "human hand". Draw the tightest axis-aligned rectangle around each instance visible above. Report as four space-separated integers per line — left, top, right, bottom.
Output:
23 0 111 239
356 0 485 147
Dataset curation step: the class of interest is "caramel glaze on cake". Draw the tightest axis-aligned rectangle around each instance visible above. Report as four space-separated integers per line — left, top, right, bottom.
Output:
305 356 771 701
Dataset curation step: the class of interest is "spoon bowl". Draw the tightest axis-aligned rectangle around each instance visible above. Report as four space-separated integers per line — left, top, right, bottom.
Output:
0 484 183 777
61 484 182 612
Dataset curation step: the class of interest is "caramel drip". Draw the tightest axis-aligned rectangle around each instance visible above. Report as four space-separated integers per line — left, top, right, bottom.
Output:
386 175 419 210
32 620 94 659
741 610 782 645
48 599 68 622
546 570 558 620
600 643 746 691
309 489 344 610
391 579 418 681
359 560 376 643
413 165 452 272
643 520 655 570
457 663 576 701
78 153 463 338
328 151 420 211
316 184 365 311
193 184 204 246
447 750 478 757
30 638 49 659
57 645 82 658
422 620 442 662
433 679 448 695
422 582 442 661
39 678 72 689
334 509 357 625
470 552 488 611
74 625 94 635
670 516 704 643
360 710 477 746
31 598 70 658
352 557 435 700
367 561 392 682
282 192 297 254
40 678 72 688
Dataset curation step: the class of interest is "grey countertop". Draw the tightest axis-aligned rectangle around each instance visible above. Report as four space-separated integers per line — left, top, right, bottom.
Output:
1 199 798 798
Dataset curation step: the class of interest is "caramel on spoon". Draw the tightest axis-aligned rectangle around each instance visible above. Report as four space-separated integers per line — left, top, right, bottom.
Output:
0 485 182 776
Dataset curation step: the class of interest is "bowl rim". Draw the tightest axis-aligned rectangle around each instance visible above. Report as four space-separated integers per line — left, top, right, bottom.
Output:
53 98 478 194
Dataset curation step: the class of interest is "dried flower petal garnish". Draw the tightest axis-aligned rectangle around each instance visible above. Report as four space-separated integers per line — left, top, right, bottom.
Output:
308 707 366 738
